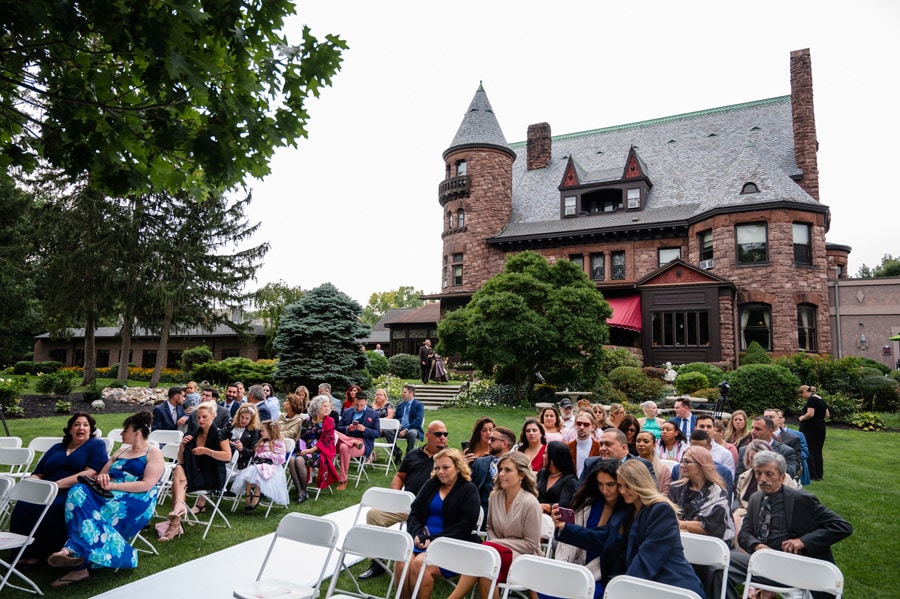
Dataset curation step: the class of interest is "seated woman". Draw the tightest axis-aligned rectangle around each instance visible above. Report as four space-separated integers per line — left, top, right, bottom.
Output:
618 414 641 456
343 384 362 411
635 431 672 494
463 417 495 463
231 420 289 510
536 441 578 515
287 394 340 503
47 411 164 587
539 406 565 444
372 388 394 420
607 403 626 429
668 446 734 542
517 418 546 471
553 459 631 598
224 404 261 471
159 401 232 541
616 460 706 597
277 390 309 443
9 412 108 567
637 400 665 440
656 421 689 462
724 409 752 450
449 452 543 599
733 439 797 531
398 447 480 599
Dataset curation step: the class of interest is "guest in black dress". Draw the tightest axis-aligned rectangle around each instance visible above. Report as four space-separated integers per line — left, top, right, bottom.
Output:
536 440 578 515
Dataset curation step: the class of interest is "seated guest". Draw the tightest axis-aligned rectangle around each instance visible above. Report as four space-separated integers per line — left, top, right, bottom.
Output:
657 420 689 462
9 413 108 567
671 430 734 505
398 448 480 599
616 460 707 597
464 416 496 462
618 414 641 456
583 428 656 487
733 440 797 532
183 381 201 413
737 416 799 479
592 403 612 432
195 386 232 430
449 452 543 599
540 406 565 443
516 418 546 471
47 412 164 587
288 394 340 501
262 382 280 421
151 386 187 432
158 401 232 541
694 414 736 477
712 419 739 467
372 388 394 419
724 409 752 450
224 404 261 470
336 389 380 490
277 391 309 443
246 384 272 422
635 431 672 493
553 459 630 598
343 384 362 411
638 400 666 440
607 403 626 428
559 398 575 430
568 410 601 477
536 441 578 514
470 426 516 523
231 420 288 510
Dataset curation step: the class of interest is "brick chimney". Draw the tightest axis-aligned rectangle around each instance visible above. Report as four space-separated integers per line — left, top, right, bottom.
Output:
526 122 551 170
790 48 819 201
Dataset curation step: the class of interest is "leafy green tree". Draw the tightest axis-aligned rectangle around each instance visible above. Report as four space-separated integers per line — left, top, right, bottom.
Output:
273 283 371 392
361 286 425 326
438 251 611 401
249 281 306 355
0 1 346 197
857 254 900 278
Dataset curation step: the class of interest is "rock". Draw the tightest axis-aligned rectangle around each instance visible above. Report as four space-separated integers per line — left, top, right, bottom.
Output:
101 387 167 407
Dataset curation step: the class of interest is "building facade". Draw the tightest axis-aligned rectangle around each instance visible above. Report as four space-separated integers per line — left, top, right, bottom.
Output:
430 49 846 368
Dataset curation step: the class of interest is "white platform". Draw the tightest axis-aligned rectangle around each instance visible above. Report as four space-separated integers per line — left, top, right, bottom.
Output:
92 505 367 599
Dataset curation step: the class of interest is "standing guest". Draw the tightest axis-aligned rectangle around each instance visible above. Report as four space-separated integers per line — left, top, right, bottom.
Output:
221 382 245 417
635 431 672 493
464 416 496 462
392 384 425 458
668 398 697 439
657 420 689 462
246 384 272 422
290 394 340 498
559 398 576 430
418 339 435 384
9 413 108 566
449 452 543 599
798 385 828 481
230 420 289 510
374 343 385 356
536 441 578 515
277 392 309 443
47 411 164 587
725 409 752 450
540 406 565 443
151 386 187 432
336 389 380 490
516 418 546 471
637 400 665 440
343 384 362 411
568 410 601 477
616 460 707 597
618 414 641 456
608 403 627 428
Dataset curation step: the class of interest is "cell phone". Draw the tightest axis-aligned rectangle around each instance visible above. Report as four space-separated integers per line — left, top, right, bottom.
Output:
422 526 431 538
557 507 575 524
461 441 470 452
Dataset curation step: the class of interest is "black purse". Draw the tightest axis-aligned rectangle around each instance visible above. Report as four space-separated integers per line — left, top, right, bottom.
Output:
78 474 114 498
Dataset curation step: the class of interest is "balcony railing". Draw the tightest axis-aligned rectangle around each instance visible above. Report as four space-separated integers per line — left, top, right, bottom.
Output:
438 175 470 205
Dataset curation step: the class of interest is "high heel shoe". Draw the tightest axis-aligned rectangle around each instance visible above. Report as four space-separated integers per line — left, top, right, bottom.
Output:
244 492 261 512
167 500 188 521
158 520 184 541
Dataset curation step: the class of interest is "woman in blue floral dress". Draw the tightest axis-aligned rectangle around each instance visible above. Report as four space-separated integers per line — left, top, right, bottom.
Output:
47 411 165 587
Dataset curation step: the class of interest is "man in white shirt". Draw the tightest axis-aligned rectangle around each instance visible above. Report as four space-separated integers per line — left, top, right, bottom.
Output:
559 398 576 430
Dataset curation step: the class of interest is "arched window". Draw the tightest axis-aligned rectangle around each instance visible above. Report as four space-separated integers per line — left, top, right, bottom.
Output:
457 209 465 229
447 211 453 230
741 182 760 194
739 303 772 350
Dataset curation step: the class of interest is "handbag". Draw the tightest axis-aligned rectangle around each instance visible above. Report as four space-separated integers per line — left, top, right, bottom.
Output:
77 474 114 498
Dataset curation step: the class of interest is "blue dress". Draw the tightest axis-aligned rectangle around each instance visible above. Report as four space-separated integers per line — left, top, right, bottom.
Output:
63 450 159 569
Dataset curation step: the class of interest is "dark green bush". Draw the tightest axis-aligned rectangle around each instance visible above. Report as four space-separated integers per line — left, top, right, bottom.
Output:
107 362 136 378
821 391 857 422
675 371 709 395
854 357 890 375
13 360 63 375
81 381 103 403
182 345 214 373
890 371 900 384
725 364 801 416
860 367 885 380
35 370 77 395
608 366 663 403
388 353 419 379
365 350 390 379
642 366 667 381
692 387 721 401
191 357 276 387
599 348 641 376
858 375 899 412
849 412 884 431
740 341 771 365
677 362 725 386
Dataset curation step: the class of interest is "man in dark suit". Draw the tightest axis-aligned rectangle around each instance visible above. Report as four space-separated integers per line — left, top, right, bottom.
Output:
336 390 381 490
191 387 231 430
418 339 434 384
582 428 655 486
668 398 697 439
728 451 852 599
152 386 187 431
737 416 799 479
221 382 245 417
246 384 272 422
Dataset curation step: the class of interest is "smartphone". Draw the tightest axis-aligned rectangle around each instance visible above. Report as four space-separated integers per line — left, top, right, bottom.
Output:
461 441 470 452
557 507 575 524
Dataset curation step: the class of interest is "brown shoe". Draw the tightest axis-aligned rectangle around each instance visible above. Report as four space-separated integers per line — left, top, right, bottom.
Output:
336 481 348 491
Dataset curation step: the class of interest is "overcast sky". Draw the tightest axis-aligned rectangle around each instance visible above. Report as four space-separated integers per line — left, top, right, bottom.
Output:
243 0 899 305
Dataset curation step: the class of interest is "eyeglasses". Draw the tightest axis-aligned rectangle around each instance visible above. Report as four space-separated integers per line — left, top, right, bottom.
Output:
431 431 449 437
680 459 697 466
575 422 593 427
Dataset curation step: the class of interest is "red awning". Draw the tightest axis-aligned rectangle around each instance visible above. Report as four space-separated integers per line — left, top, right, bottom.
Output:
606 295 642 332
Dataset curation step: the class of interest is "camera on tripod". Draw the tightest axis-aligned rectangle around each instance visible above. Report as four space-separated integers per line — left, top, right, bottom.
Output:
714 381 731 419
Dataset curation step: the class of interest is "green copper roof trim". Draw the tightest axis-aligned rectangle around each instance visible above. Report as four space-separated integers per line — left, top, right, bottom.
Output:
508 96 791 148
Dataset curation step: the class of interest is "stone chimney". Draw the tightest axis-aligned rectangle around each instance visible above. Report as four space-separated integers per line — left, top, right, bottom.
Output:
790 48 819 201
526 122 552 170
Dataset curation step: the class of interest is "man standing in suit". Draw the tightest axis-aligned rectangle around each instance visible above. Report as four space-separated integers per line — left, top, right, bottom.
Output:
418 339 434 384
152 386 187 431
335 390 381 491
728 451 852 599
568 410 601 477
737 416 800 479
668 398 697 439
391 384 424 457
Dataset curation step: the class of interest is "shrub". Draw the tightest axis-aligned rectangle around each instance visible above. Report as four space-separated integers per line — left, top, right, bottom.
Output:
191 357 276 387
608 366 663 403
54 399 72 414
890 370 900 384
107 362 136 378
531 383 559 404
854 357 890 375
449 379 524 408
859 367 885 380
35 370 77 395
675 371 709 395
642 366 668 381
725 364 801 416
81 381 103 403
0 377 26 412
388 353 419 379
849 411 884 431
858 375 899 412
676 362 726 387
365 350 390 379
182 346 214 373
821 391 858 423
13 360 63 375
740 341 771 365
599 348 641 376
371 374 405 403
692 387 721 402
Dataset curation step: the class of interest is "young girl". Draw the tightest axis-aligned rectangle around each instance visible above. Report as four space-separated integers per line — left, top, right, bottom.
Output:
230 420 289 510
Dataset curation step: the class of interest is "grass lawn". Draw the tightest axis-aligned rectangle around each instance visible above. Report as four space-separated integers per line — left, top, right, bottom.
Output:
2 406 898 598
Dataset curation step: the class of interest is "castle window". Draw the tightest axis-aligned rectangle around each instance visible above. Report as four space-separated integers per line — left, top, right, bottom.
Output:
797 304 818 352
590 253 604 280
583 188 622 214
627 188 641 209
699 230 714 262
652 311 710 347
564 196 576 217
569 254 584 271
457 209 465 229
451 253 464 286
658 247 681 267
611 251 626 280
793 223 812 265
741 182 759 194
740 303 771 350
442 256 448 288
736 223 767 264
447 211 453 230
456 160 467 177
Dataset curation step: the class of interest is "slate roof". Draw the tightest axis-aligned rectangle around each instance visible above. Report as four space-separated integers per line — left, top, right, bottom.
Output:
444 83 515 159
490 96 827 241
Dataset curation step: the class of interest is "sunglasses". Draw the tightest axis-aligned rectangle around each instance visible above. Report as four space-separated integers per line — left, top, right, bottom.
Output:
431 431 449 437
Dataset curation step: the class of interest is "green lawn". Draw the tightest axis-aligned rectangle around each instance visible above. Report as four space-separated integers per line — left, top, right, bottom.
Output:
2 407 898 598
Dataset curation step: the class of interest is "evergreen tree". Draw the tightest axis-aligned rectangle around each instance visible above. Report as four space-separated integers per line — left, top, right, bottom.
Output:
273 283 371 392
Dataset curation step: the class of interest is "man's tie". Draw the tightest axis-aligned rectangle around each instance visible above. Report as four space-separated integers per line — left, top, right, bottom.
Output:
681 418 689 437
758 496 771 542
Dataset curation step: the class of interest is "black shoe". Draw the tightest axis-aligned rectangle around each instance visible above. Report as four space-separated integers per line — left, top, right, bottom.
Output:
296 491 309 504
358 561 387 580
392 451 403 466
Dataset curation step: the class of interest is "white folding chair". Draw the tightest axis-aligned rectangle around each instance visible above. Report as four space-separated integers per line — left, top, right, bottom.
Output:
501 554 595 599
153 442 180 513
325 525 414 599
681 532 731 599
186 451 240 539
540 513 555 558
147 429 184 448
0 478 59 595
604 575 703 599
0 437 22 449
372 419 400 474
0 447 34 481
100 437 115 453
350 487 416 528
107 428 124 451
0 474 16 529
410 537 502 599
233 513 340 599
24 437 60 474
261 438 294 517
659 458 679 474
741 550 843 599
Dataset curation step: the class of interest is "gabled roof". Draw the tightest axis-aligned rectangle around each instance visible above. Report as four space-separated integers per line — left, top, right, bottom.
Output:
637 258 734 287
444 83 516 160
35 322 265 340
384 303 440 325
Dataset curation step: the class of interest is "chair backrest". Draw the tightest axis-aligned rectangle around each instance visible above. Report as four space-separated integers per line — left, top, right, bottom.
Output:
502 554 595 599
659 458 679 474
10 477 59 506
414 538 501 599
361 487 416 513
281 437 296 456
148 429 184 446
160 442 180 462
325 525 414 599
0 437 22 449
540 513 555 557
101 437 115 453
746 549 843 597
0 474 15 497
681 532 730 599
107 428 124 444
0 447 34 474
605 575 703 599
259 513 339 592
27 436 61 454
379 418 400 433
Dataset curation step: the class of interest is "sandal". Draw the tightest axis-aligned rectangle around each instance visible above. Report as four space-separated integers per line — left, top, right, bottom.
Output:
48 549 84 568
167 499 188 521
51 570 89 587
244 492 261 512
190 503 207 515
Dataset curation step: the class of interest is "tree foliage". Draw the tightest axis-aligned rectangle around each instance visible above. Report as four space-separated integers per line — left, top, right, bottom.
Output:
437 251 611 400
273 283 371 392
361 286 425 326
856 254 900 278
0 1 346 197
249 281 306 354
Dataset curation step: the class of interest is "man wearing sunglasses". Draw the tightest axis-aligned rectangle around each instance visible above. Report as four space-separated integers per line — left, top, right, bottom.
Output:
470 426 517 528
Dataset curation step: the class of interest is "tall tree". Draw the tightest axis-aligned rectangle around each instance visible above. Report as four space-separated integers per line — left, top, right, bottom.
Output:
0 1 346 197
438 251 612 401
361 286 425 326
857 254 900 278
273 283 371 392
249 281 306 356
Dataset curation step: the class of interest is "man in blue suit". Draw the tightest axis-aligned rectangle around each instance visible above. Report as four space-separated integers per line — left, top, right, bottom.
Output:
337 389 381 465
668 398 697 439
152 386 187 431
391 384 424 458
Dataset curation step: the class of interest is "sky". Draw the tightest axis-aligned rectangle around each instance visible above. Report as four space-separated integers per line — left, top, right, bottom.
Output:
243 0 900 306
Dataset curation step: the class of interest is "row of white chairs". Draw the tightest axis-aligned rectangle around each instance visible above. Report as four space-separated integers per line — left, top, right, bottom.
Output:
0 476 59 595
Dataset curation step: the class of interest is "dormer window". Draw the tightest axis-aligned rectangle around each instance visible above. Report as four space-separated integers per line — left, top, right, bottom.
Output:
741 182 760 194
564 196 576 217
456 160 467 177
627 188 641 209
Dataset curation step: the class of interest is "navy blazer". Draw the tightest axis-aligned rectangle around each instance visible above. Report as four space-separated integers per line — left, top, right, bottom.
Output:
337 406 381 456
152 401 185 431
556 498 631 587
668 414 697 437
394 398 425 437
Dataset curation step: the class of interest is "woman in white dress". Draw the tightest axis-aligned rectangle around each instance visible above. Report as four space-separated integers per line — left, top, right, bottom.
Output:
231 420 289 510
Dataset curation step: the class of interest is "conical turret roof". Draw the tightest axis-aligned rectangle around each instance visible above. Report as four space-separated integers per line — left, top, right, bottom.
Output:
444 83 516 159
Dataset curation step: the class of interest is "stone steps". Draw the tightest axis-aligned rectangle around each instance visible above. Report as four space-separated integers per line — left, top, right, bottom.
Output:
414 384 464 410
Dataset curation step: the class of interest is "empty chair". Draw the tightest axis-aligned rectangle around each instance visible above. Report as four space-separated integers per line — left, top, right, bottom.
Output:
0 478 59 595
680 532 731 599
324 525 414 599
741 550 843 599
233 513 339 599
0 447 33 480
604 575 703 599
0 437 22 449
371 418 400 474
147 429 184 447
501 554 595 599
410 537 502 599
